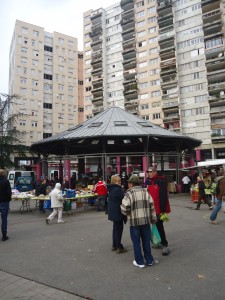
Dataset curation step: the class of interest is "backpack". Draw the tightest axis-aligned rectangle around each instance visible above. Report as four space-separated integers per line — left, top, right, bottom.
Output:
215 177 225 195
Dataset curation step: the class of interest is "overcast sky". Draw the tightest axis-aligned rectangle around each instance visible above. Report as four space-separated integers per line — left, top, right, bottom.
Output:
0 0 118 94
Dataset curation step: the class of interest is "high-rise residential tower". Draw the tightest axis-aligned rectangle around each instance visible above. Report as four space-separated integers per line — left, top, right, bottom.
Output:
83 0 225 160
9 20 82 147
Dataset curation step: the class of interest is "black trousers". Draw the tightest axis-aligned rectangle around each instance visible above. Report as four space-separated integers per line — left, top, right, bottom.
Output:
112 220 124 249
156 216 168 247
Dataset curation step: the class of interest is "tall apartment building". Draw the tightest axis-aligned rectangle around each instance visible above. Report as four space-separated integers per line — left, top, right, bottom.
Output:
83 0 225 161
9 20 82 147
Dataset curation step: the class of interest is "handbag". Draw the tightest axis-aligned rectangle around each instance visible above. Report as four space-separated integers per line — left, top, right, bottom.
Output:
151 224 161 247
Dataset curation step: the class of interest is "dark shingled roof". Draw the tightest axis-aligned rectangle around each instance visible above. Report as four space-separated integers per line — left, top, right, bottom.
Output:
30 106 201 155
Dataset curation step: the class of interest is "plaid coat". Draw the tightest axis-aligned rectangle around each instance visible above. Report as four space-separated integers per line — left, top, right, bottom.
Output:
121 186 156 226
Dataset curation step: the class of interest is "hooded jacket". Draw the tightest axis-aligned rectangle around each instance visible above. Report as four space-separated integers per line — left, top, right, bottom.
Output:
49 183 64 208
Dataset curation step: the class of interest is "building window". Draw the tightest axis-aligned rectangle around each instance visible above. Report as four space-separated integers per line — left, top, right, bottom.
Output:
153 113 160 119
44 74 53 80
33 30 39 37
44 45 53 52
43 103 52 109
43 133 52 139
141 104 149 110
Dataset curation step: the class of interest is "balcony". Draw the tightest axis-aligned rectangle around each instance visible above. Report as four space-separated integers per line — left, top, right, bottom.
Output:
202 0 219 10
205 46 224 60
121 11 134 26
92 96 103 103
122 37 135 51
92 86 102 94
121 0 134 8
203 8 221 25
123 69 136 80
93 106 104 115
159 29 175 42
162 100 179 109
122 22 135 35
91 68 102 76
163 112 179 121
161 77 177 88
203 20 222 36
157 0 172 12
90 9 103 21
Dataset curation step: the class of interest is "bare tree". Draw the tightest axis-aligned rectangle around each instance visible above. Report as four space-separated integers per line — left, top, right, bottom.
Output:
0 93 29 168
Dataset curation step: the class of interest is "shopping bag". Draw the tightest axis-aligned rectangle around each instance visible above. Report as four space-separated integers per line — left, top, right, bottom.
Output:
151 224 161 247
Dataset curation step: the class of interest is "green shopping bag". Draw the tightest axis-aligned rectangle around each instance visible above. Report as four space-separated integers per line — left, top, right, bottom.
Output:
151 224 161 247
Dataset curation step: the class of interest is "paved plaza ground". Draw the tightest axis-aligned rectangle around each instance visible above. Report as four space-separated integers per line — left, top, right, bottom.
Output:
0 194 225 300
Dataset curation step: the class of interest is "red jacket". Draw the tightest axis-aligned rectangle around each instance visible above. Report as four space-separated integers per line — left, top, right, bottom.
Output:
93 181 108 196
147 175 171 215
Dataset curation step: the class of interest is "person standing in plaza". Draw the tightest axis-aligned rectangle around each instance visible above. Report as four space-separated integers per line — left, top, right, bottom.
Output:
107 175 127 254
46 183 65 224
93 176 108 212
145 166 171 256
210 172 225 224
0 169 12 241
121 175 156 268
182 174 191 194
195 176 213 210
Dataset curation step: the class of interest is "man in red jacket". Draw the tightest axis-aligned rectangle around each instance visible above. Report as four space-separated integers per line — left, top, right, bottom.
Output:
145 166 171 256
93 177 108 211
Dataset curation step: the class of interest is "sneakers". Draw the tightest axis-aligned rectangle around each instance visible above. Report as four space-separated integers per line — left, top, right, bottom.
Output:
209 206 213 210
162 246 170 256
194 208 199 210
116 247 127 254
111 246 117 251
133 260 145 268
58 221 65 224
46 218 50 225
210 220 218 225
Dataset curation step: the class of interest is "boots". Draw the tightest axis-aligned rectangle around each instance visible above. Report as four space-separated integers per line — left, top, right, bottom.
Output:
2 233 9 241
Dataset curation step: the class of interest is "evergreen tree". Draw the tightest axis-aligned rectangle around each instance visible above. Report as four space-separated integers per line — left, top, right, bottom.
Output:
0 93 29 168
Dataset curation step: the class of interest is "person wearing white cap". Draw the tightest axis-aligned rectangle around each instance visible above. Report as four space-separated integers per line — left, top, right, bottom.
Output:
46 183 65 224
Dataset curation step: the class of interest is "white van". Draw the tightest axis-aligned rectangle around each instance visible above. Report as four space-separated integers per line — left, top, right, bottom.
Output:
8 170 36 189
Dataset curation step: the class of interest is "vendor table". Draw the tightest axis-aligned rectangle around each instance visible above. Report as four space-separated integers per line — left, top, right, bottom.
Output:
12 195 33 214
12 193 98 215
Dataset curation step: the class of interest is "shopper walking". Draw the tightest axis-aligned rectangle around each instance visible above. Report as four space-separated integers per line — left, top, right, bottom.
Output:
121 175 156 268
195 176 213 210
0 169 12 241
46 183 65 224
107 175 127 254
210 172 225 224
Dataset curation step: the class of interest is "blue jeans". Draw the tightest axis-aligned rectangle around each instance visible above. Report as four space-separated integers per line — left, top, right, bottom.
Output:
0 202 10 235
130 224 154 265
210 198 222 221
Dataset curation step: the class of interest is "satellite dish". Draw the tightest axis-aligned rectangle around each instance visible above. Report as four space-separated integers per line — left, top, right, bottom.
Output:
220 91 224 95
218 53 223 57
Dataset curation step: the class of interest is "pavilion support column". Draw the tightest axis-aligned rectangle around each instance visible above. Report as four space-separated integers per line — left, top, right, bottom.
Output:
42 157 48 179
126 156 130 175
142 155 147 180
116 156 121 175
196 149 201 161
59 160 63 182
64 159 71 182
37 161 42 180
160 156 164 173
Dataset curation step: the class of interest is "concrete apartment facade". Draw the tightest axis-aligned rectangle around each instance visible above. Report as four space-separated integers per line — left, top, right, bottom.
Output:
83 0 225 161
9 20 82 148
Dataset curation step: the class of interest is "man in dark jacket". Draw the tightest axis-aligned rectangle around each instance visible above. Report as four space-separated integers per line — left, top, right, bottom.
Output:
107 175 127 254
0 169 12 241
145 166 171 256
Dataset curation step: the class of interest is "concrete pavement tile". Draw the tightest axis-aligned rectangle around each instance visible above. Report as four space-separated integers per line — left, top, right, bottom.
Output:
49 290 81 299
39 286 59 297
